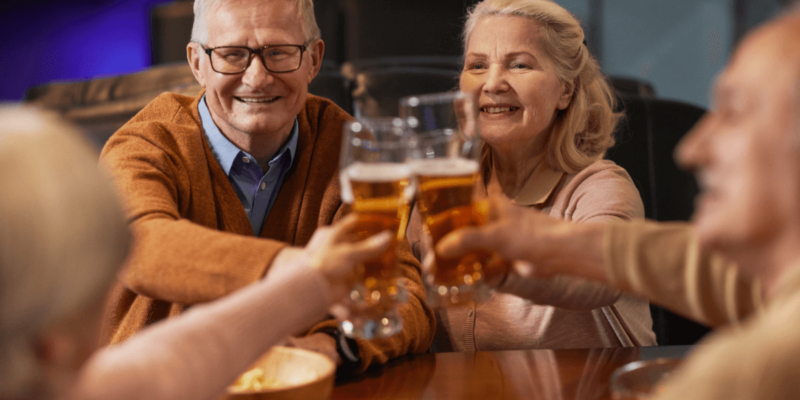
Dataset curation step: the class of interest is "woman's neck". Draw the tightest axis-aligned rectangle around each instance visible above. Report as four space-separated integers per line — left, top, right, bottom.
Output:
489 138 547 199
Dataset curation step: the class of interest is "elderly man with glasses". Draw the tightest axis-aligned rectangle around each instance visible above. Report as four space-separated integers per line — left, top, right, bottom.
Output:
99 0 434 374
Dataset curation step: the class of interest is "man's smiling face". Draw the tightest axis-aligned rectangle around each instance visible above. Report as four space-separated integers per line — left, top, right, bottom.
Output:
190 0 319 144
677 14 800 269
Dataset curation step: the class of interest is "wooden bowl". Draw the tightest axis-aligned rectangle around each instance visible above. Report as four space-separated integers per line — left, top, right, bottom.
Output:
610 358 683 399
224 346 336 400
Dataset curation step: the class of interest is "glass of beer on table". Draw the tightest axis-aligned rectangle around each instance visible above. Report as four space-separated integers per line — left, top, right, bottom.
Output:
339 117 413 339
400 91 504 307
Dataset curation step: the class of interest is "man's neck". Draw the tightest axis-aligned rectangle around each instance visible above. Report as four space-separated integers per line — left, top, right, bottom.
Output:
208 111 293 172
734 229 800 303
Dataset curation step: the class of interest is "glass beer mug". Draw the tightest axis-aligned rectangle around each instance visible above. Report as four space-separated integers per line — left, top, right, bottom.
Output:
401 91 503 307
338 117 413 338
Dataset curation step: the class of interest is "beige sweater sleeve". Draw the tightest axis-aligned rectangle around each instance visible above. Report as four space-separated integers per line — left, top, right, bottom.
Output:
604 220 762 326
73 265 330 400
653 294 800 400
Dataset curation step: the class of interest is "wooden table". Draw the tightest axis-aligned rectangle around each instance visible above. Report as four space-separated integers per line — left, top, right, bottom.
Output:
332 346 692 400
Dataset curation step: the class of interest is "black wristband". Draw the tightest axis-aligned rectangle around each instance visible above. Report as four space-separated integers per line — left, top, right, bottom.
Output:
317 326 361 372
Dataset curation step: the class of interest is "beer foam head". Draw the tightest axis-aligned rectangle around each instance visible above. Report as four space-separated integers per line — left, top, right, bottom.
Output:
340 162 412 203
344 162 411 182
410 158 480 176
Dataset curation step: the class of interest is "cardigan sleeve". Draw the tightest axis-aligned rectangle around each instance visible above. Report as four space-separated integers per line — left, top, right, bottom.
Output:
101 127 289 305
604 221 762 327
306 205 436 374
651 294 800 400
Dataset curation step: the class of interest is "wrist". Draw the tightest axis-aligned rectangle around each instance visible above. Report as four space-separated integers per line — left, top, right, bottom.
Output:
317 326 361 373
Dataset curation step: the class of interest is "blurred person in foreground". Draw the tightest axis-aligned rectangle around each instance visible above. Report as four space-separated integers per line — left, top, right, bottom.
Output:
0 106 393 400
99 0 433 373
408 0 655 352
438 6 800 399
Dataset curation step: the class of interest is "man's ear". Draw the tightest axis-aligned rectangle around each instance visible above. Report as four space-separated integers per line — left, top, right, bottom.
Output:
187 42 207 88
306 39 326 84
557 78 575 111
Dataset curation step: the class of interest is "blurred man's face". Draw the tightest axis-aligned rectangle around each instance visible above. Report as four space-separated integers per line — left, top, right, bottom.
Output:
678 16 800 264
188 0 322 145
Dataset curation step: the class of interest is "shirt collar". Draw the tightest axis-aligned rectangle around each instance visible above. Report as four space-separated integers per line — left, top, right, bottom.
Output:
199 95 298 174
506 154 566 207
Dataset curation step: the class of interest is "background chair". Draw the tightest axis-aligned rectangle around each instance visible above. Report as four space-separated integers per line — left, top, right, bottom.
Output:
151 1 194 65
339 0 480 60
608 76 657 98
606 95 709 345
344 56 461 117
25 62 201 148
309 59 354 115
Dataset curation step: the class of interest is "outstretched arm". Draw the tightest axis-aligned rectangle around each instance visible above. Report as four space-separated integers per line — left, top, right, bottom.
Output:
73 217 392 400
437 197 761 326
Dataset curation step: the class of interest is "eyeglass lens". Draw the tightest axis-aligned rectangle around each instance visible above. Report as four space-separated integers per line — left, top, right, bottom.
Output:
210 46 303 73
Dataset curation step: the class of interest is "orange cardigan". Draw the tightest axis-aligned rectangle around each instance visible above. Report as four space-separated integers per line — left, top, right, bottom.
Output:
99 92 434 372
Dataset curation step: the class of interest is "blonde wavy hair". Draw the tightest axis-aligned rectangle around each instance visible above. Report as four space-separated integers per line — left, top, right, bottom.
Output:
191 0 321 44
463 0 622 174
0 107 130 398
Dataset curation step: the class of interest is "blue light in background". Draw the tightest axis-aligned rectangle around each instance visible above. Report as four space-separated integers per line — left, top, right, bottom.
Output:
0 0 174 101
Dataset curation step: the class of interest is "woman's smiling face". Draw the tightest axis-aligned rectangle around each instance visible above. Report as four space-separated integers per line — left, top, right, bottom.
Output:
460 14 572 152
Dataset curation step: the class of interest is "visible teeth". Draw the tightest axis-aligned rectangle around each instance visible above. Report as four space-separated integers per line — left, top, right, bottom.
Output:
239 97 277 103
482 107 513 114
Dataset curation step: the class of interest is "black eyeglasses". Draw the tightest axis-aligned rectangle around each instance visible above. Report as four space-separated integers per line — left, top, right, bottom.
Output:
200 43 308 74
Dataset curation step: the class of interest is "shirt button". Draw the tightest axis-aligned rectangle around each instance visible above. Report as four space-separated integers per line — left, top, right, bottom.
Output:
260 182 266 190
242 157 250 163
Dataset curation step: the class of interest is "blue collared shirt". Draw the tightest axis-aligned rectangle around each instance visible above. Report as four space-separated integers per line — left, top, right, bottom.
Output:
199 95 298 236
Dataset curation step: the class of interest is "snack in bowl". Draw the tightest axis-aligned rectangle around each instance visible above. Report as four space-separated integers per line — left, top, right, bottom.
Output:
225 346 336 400
230 368 286 392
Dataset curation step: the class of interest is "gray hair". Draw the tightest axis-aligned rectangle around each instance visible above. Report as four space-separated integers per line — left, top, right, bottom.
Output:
0 107 130 398
191 0 321 44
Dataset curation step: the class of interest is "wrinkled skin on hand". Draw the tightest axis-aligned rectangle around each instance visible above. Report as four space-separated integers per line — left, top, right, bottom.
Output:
436 195 603 281
272 215 393 302
275 215 393 366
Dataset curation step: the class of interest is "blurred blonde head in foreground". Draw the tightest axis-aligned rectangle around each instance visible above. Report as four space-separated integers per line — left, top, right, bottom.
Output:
0 106 130 399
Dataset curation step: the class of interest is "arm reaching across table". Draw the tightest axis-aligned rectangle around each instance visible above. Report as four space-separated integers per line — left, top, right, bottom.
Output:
437 196 762 327
74 218 392 400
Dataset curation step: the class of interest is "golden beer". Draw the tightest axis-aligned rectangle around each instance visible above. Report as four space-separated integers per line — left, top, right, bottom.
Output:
414 159 494 288
342 163 412 312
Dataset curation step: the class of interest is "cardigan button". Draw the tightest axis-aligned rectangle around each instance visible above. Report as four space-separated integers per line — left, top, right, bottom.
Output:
260 182 266 190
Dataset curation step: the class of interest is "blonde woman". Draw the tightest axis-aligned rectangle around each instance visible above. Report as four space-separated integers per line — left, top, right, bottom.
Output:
409 0 656 351
0 106 390 400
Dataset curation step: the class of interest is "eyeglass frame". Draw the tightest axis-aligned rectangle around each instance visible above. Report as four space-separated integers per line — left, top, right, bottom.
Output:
198 41 312 74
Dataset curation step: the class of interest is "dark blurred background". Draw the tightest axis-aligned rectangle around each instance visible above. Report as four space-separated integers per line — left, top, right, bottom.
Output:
0 0 174 102
0 0 790 106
